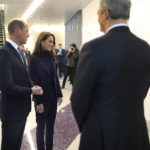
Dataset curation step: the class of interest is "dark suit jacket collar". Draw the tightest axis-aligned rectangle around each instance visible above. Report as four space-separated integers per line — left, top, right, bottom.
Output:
5 41 26 68
5 41 18 54
5 41 34 86
107 26 130 34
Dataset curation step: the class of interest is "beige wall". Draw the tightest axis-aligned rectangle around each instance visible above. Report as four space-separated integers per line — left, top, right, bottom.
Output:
129 0 150 44
82 0 103 44
131 0 150 123
82 0 150 121
82 0 150 45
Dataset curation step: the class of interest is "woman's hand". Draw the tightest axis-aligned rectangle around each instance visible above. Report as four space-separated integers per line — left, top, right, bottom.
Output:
37 104 44 113
57 97 63 106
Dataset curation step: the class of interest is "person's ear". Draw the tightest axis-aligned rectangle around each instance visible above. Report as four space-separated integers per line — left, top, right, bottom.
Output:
14 26 21 35
103 8 110 19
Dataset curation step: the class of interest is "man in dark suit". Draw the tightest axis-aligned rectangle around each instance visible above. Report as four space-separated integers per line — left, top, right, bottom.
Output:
71 0 150 149
0 19 43 150
56 44 66 78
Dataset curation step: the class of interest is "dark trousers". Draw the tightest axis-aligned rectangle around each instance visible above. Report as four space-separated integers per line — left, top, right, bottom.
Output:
58 63 65 78
62 66 76 87
36 103 57 150
1 119 26 150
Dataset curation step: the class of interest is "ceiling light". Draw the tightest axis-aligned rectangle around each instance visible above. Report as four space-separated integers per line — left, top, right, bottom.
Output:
21 0 44 21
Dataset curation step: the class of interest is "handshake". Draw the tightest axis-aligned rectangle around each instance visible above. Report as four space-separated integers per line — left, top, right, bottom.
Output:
31 85 43 95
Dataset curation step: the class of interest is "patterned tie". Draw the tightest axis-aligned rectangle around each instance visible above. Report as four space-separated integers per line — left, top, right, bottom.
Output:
17 47 26 64
17 47 33 86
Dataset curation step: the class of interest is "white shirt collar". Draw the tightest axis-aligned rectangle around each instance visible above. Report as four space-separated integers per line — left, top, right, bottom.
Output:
106 23 128 33
6 39 19 51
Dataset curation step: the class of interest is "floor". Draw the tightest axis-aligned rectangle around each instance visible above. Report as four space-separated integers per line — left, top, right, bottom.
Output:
20 79 80 150
0 78 150 150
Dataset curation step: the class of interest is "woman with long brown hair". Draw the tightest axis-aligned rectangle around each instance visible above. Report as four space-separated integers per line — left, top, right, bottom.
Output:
28 32 63 150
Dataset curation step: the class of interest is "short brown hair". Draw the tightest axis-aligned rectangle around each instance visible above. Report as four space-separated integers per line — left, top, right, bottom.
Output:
8 19 25 34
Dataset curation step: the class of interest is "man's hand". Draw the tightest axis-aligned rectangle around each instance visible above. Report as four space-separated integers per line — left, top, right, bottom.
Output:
32 85 43 95
36 104 44 113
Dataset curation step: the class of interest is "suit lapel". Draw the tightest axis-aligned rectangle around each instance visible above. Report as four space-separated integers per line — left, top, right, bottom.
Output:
5 42 27 69
5 42 34 86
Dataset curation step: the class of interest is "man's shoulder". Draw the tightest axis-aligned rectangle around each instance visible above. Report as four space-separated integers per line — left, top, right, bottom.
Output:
0 42 15 53
131 32 150 47
0 46 11 65
83 35 107 49
0 45 9 55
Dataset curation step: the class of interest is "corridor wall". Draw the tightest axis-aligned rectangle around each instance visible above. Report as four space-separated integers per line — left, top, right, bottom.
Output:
65 10 82 49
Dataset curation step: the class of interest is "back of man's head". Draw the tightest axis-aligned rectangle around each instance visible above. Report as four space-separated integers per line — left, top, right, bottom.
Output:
8 19 25 35
100 0 131 20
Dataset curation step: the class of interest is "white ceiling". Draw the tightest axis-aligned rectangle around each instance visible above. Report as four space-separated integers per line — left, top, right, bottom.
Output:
0 0 92 26
1 0 142 26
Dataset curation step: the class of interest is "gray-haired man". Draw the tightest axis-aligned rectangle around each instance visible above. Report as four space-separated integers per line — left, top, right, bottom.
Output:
71 0 150 149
